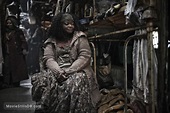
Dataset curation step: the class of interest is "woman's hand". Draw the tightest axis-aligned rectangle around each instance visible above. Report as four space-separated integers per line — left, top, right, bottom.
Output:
57 70 68 83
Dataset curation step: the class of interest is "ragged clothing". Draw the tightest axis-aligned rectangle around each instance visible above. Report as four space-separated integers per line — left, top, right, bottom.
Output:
31 31 101 113
97 88 134 113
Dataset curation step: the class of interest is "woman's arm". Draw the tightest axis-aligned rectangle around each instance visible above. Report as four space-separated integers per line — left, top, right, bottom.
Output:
43 43 64 74
19 29 28 54
65 37 91 74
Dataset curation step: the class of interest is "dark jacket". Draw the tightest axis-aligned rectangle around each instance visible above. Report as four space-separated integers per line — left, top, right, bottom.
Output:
3 28 28 83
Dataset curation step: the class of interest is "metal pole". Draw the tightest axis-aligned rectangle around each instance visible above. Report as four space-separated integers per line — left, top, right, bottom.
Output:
124 33 147 113
0 0 4 76
92 0 96 21
89 42 97 83
147 20 155 113
88 26 146 39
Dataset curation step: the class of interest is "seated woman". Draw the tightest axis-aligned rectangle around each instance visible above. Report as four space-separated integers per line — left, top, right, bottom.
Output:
32 13 101 113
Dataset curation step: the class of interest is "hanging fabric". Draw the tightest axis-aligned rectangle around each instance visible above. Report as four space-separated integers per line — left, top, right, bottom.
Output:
131 38 158 103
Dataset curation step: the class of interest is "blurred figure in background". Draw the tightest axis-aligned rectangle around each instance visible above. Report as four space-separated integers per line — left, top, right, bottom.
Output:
2 16 28 87
26 22 46 75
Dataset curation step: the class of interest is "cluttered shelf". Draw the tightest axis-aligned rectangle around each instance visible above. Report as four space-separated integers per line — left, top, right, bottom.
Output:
86 11 145 40
89 11 134 29
85 2 158 41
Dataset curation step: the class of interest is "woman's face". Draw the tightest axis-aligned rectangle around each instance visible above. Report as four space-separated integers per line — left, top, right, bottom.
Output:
6 19 14 29
62 20 75 34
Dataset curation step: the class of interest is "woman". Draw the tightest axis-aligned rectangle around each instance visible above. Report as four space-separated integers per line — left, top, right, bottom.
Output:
26 23 46 75
2 16 28 87
32 13 101 113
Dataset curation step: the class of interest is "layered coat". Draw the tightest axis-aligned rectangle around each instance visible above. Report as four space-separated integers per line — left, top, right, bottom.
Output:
42 31 101 108
3 28 28 83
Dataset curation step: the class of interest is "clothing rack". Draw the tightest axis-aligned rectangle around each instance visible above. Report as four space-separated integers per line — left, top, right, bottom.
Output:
124 33 147 112
88 6 156 112
89 24 155 113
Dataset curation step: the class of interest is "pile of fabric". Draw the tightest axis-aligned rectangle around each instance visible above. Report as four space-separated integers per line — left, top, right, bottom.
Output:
97 88 133 113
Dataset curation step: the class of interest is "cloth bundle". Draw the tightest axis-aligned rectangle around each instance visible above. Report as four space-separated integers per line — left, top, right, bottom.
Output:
97 88 133 113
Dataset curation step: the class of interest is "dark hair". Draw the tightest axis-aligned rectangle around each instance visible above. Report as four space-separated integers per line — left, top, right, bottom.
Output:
47 12 84 40
6 16 19 28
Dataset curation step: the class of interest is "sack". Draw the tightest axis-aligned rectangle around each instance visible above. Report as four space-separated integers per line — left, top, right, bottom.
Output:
97 88 134 113
98 63 111 76
97 62 114 89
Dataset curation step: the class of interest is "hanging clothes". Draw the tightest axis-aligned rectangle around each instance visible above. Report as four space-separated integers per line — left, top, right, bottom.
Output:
131 38 157 103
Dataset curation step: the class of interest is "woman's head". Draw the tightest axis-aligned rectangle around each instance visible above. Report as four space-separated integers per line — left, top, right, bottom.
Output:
5 16 19 30
61 13 75 34
47 13 82 41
